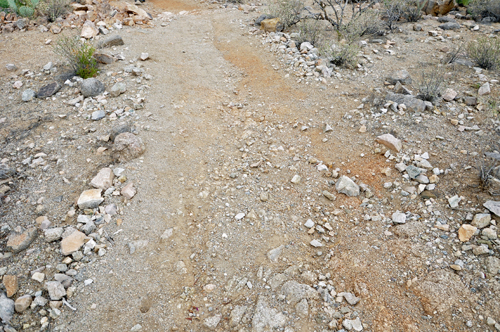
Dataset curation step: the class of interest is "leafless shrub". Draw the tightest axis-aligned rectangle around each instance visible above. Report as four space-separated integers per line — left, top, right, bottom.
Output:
268 0 304 29
443 43 464 65
467 37 500 70
416 69 444 102
478 157 500 195
402 0 423 22
319 41 359 68
295 19 323 47
310 0 377 34
40 0 69 22
383 0 404 30
342 8 383 41
469 0 500 22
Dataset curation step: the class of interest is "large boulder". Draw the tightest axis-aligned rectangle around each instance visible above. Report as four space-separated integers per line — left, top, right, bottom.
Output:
386 92 426 112
420 0 455 16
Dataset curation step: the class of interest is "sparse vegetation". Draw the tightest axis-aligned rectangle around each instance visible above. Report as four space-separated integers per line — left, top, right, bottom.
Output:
416 70 444 102
295 19 323 47
267 0 303 29
53 35 99 79
443 43 464 65
467 37 500 70
402 0 423 22
478 158 500 195
383 0 404 30
320 41 359 68
40 0 69 22
469 0 500 22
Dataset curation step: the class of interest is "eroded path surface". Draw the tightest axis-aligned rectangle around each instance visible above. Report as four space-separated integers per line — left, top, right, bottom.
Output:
50 4 494 332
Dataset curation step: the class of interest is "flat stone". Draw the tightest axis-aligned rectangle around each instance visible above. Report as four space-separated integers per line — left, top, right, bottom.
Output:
340 292 360 305
484 256 500 275
37 82 61 98
230 305 247 327
473 244 489 255
439 22 460 30
448 195 460 208
110 82 127 97
94 52 114 64
160 228 173 242
442 88 457 101
113 132 145 162
406 165 421 179
121 183 136 199
281 280 319 305
81 20 98 39
6 63 17 71
77 189 103 209
291 174 301 184
376 133 402 152
479 82 491 96
203 314 222 330
45 281 66 300
472 213 491 229
267 245 284 262
386 70 412 85
386 92 426 112
295 298 309 317
3 275 17 297
36 216 51 229
90 168 114 190
458 224 477 242
6 228 38 253
392 211 406 224
81 78 105 97
31 272 45 283
304 219 314 228
54 274 73 288
343 317 363 331
483 200 500 217
60 230 87 256
0 292 15 323
14 295 32 313
310 239 323 247
91 110 106 120
140 52 149 61
98 35 124 48
464 96 477 106
22 89 35 102
322 190 335 200
335 176 360 197
43 227 63 242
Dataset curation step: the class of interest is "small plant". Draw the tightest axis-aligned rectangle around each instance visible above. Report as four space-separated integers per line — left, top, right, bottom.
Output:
53 35 99 79
402 0 423 22
443 43 464 65
478 158 500 195
7 0 39 17
342 8 382 42
383 0 404 31
0 0 9 8
320 41 359 68
295 19 323 47
40 0 69 22
267 0 303 29
469 0 500 22
467 37 500 70
416 70 444 102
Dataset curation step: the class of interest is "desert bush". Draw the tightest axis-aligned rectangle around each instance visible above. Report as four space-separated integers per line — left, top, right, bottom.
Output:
311 0 377 35
0 0 9 8
267 0 303 29
342 8 383 42
416 70 444 102
295 19 323 47
40 0 69 22
319 41 359 68
7 0 39 17
442 43 464 65
53 35 98 79
467 37 500 70
402 0 423 22
469 0 500 22
383 0 404 30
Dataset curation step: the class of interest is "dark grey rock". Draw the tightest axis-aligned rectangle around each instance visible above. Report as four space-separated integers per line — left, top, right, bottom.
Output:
81 78 105 97
110 124 132 141
0 164 15 180
464 96 477 106
15 19 26 30
437 17 456 23
439 22 461 30
37 82 62 98
386 70 412 85
386 92 426 112
98 35 124 48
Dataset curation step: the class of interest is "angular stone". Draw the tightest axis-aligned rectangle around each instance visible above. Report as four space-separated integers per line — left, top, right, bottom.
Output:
310 239 323 247
340 292 360 305
291 175 301 184
160 228 173 242
484 256 500 275
322 190 335 201
464 97 477 106
110 82 126 97
448 195 460 208
335 176 360 197
483 200 500 217
442 88 457 101
295 298 309 317
77 189 103 209
203 314 221 330
14 295 32 313
81 20 98 39
31 272 45 283
81 78 105 97
260 17 281 32
91 110 106 120
230 305 247 327
471 213 491 229
36 82 61 98
343 317 363 331
60 230 87 256
90 168 114 190
93 53 114 64
22 89 35 102
45 281 66 300
392 211 406 224
458 224 477 242
386 70 412 85
281 280 319 304
482 227 497 239
121 182 136 199
376 133 402 152
479 82 491 96
386 92 426 112
405 165 421 179
97 35 124 48
252 296 287 331
3 275 17 297
6 228 38 253
6 63 17 71
473 244 489 256
267 245 284 262
0 292 14 323
44 227 64 242
113 132 145 162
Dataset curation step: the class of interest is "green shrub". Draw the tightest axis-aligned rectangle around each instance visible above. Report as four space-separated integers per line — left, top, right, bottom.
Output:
54 35 99 79
267 0 303 29
7 0 39 17
320 41 359 68
467 37 500 70
0 0 9 8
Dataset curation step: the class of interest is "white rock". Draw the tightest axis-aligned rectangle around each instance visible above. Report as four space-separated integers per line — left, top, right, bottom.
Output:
392 211 406 224
90 168 114 190
304 219 314 228
478 82 491 96
310 239 323 247
376 133 402 152
291 175 301 184
235 213 245 220
77 189 103 209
